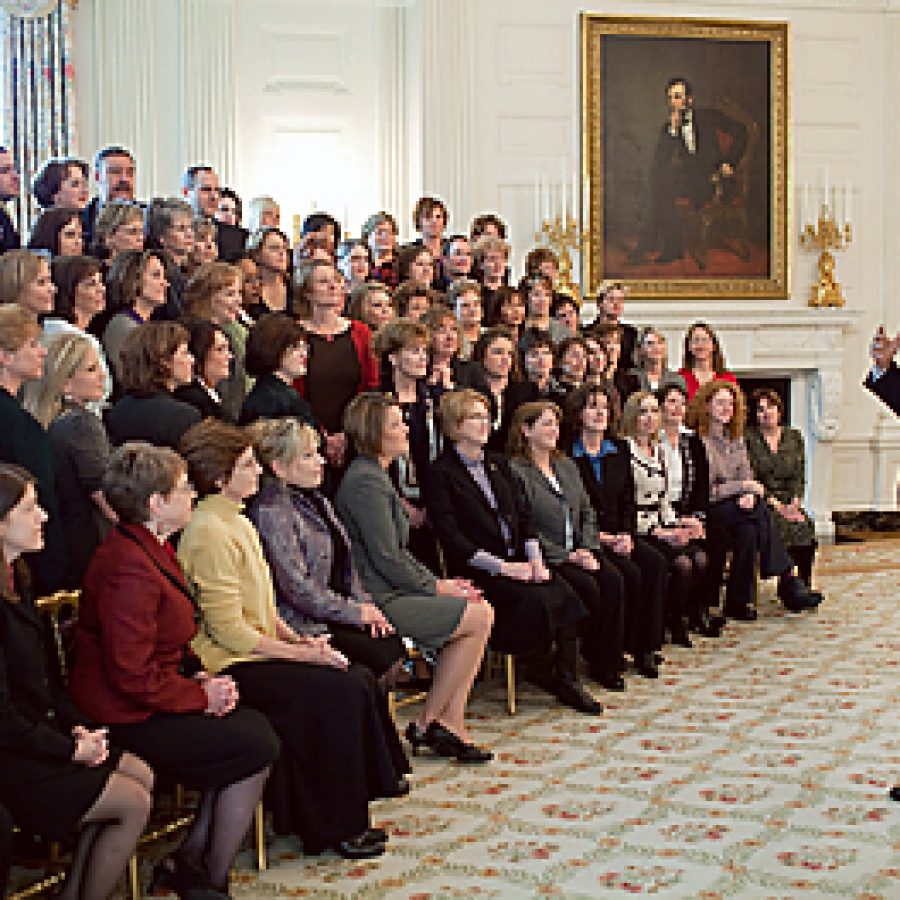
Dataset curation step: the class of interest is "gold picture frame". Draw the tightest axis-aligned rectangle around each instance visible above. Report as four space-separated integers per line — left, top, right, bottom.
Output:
580 14 789 299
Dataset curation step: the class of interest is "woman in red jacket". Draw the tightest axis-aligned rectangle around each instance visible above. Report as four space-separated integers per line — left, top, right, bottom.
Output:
69 443 279 899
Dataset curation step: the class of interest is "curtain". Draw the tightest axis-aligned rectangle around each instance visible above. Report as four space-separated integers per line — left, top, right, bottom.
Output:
0 0 76 236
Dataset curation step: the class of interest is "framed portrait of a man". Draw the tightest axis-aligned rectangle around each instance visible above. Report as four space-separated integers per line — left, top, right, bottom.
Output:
580 15 789 299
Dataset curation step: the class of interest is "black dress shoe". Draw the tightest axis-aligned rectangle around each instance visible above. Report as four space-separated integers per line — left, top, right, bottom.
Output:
590 669 625 691
424 722 493 763
150 855 229 900
653 652 664 665
890 785 900 802
336 832 385 860
555 677 603 714
635 653 659 679
404 722 427 756
779 574 819 611
364 826 389 843
695 612 723 638
669 626 693 648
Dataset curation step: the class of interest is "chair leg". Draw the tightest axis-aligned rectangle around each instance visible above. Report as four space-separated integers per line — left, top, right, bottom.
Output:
505 654 516 716
254 802 267 871
387 690 397 726
127 853 141 900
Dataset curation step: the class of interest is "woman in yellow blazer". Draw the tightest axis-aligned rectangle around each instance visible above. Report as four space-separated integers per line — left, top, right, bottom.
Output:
177 419 409 861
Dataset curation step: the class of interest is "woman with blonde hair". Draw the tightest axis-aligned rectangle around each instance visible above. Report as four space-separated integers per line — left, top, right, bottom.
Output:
0 248 56 316
247 417 405 684
246 195 280 234
692 380 821 619
24 333 114 582
93 200 145 260
335 392 494 762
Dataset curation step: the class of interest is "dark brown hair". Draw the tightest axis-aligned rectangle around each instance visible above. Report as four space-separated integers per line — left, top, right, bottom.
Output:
103 442 186 524
566 382 620 440
50 255 102 323
119 322 189 394
244 313 306 379
179 419 253 497
506 400 562 460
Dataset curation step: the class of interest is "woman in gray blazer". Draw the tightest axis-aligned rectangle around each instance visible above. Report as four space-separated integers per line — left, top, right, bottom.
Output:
508 400 626 696
335 393 494 764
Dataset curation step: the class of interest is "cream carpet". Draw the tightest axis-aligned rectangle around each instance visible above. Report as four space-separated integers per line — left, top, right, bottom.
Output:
226 539 899 899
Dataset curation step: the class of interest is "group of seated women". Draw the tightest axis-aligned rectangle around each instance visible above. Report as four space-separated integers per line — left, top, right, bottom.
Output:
0 184 827 898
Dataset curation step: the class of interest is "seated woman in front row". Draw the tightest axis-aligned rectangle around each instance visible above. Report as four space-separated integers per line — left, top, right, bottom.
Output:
692 380 822 619
69 444 279 898
246 417 406 688
0 464 153 900
426 389 597 714
334 393 494 763
619 391 708 648
177 419 409 860
507 401 625 697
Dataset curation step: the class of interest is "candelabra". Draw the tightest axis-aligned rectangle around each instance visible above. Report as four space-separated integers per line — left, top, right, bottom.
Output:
535 213 587 297
799 205 852 308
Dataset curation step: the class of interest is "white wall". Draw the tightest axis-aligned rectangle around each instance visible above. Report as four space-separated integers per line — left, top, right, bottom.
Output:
72 0 900 512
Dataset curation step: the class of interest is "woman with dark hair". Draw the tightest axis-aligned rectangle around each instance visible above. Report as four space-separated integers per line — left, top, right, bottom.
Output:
178 419 409 859
69 444 279 897
302 212 341 256
293 259 380 466
105 322 200 449
248 418 405 684
248 227 292 316
657 382 722 636
396 245 435 292
27 207 84 256
0 463 153 900
678 321 737 401
472 325 518 452
216 188 243 228
335 393 494 762
746 388 818 588
555 335 590 398
0 306 67 593
183 261 248 419
428 390 597 713
693 380 821 619
567 383 666 676
518 274 568 349
362 211 399 288
495 285 526 337
239 313 314 426
393 280 432 322
24 333 115 583
174 318 234 420
101 249 170 378
337 238 371 290
31 157 90 210
507 400 626 694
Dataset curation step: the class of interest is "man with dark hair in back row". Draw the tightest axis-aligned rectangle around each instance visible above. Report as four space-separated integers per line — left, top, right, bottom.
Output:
81 144 137 248
0 146 20 253
183 163 247 262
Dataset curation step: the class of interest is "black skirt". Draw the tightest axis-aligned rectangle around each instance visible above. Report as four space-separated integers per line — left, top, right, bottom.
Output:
107 707 279 792
0 746 121 841
225 660 409 853
326 623 405 677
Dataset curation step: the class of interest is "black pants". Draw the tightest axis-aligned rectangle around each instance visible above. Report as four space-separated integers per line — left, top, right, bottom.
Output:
602 538 666 655
707 498 792 610
554 558 625 676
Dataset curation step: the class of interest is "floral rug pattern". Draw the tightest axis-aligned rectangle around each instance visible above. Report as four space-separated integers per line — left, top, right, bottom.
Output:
226 540 899 898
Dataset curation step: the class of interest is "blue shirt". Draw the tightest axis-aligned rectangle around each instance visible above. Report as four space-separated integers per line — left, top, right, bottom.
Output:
572 437 618 486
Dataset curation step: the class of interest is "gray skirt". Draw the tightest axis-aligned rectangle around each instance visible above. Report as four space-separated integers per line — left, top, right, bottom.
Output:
378 591 467 655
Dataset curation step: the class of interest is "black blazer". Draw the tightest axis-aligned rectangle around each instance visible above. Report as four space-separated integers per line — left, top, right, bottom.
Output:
426 447 533 575
174 380 227 421
865 363 900 417
0 575 85 764
671 431 710 518
0 207 20 254
105 391 201 450
238 373 316 427
572 438 637 534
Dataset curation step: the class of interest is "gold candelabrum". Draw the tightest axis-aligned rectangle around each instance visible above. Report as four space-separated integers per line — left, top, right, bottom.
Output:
534 213 587 298
799 205 852 308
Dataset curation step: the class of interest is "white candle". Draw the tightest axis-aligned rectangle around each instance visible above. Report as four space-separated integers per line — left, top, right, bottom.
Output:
804 181 811 226
560 157 568 224
542 174 550 224
534 174 540 233
823 167 830 215
846 181 853 223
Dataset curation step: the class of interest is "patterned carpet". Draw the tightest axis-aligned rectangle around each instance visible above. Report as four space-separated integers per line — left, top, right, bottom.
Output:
227 539 900 899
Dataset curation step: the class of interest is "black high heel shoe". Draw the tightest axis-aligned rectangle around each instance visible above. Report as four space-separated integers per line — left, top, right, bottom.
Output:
404 722 428 756
150 854 229 900
424 722 493 763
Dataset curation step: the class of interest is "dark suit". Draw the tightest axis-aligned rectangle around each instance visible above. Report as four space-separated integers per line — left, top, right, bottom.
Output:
0 206 19 253
646 107 747 261
865 363 900 417
573 440 666 654
238 373 316 427
216 221 248 263
174 379 227 421
105 391 201 450
426 447 585 656
0 572 117 840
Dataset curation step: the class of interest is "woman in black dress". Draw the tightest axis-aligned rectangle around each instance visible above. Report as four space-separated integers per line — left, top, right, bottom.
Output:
427 390 596 713
174 317 234 420
0 464 153 900
247 417 405 685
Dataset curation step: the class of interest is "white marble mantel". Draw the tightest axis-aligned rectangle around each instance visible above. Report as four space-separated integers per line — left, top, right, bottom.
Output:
625 305 863 539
